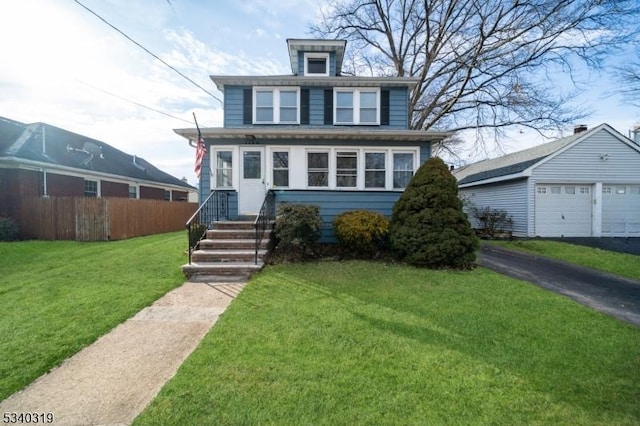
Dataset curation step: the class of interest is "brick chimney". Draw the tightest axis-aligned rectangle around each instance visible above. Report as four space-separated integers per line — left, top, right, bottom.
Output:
573 124 588 134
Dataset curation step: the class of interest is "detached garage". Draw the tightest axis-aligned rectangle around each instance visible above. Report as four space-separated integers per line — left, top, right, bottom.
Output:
454 123 640 237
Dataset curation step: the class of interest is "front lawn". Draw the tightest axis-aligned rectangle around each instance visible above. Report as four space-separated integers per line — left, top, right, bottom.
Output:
135 261 640 425
0 232 186 401
487 239 640 281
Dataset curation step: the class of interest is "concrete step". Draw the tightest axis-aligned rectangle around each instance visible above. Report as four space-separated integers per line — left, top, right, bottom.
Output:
213 220 272 231
199 238 270 250
182 262 264 282
206 229 267 240
191 249 268 263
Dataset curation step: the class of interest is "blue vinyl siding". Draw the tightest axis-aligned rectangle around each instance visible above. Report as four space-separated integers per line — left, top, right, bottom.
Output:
274 190 401 241
223 86 410 129
389 87 409 129
224 86 249 127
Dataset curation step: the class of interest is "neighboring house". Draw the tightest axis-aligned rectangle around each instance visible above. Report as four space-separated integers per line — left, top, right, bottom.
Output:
174 38 450 239
0 115 196 215
453 123 640 238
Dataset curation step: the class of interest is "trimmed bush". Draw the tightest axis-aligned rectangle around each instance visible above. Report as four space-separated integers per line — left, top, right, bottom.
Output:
273 204 322 260
389 157 479 268
333 210 389 256
0 217 19 241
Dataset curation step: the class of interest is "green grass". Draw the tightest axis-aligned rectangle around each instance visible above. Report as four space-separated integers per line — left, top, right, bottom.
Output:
487 240 640 281
135 261 640 425
0 232 186 401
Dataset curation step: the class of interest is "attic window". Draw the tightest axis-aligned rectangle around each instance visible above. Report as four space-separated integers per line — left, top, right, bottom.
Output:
304 53 329 76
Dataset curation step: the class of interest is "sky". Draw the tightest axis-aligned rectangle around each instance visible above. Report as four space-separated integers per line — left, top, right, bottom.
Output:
1 0 638 186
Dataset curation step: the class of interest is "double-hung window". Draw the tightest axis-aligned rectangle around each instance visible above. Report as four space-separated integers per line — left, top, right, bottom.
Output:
272 151 289 187
215 150 233 188
307 152 329 187
334 88 380 125
128 185 138 199
336 151 357 188
393 153 414 189
365 152 386 189
254 87 299 124
84 180 98 197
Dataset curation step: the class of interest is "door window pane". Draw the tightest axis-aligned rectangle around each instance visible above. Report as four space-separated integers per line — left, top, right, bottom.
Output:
393 153 414 188
243 151 261 179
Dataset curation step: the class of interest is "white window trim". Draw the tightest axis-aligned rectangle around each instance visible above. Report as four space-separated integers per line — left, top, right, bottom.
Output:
304 52 330 76
253 87 300 124
363 150 387 190
333 88 381 125
212 148 235 190
303 147 418 191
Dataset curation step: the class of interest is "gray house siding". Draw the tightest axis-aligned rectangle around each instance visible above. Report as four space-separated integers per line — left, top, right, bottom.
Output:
389 88 409 129
223 86 248 128
274 190 401 241
532 128 640 183
459 179 528 236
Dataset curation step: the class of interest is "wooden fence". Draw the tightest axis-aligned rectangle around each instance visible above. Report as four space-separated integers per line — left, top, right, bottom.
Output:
9 196 198 241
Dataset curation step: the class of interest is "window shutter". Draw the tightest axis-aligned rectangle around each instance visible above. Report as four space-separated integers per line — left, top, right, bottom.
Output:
300 89 310 125
381 89 390 125
243 89 252 124
324 89 333 125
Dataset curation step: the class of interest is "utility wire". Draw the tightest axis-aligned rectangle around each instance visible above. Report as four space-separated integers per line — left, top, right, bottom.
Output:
77 80 212 126
73 0 223 107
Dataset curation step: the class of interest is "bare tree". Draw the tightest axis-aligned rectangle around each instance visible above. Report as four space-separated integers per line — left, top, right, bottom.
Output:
311 0 640 141
612 47 640 108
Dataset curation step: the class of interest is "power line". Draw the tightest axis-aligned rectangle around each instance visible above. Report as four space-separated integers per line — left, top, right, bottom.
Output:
77 80 212 126
73 0 223 107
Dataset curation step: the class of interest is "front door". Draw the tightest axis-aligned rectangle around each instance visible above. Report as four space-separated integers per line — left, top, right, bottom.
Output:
238 147 266 216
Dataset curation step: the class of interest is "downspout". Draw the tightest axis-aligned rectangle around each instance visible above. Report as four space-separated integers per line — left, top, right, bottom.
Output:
42 125 49 197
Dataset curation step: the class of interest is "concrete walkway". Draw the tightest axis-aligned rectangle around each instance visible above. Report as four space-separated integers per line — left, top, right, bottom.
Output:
0 281 245 426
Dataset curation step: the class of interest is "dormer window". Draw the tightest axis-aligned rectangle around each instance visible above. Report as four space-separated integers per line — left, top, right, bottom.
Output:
304 53 330 76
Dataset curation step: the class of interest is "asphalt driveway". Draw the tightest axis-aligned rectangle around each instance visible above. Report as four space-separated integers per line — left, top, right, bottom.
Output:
478 244 640 327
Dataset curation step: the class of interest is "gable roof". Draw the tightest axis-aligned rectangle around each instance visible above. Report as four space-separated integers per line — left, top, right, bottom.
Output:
0 116 194 190
453 124 633 186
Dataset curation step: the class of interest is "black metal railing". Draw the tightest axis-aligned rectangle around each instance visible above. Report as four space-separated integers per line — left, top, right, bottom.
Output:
254 190 276 264
186 190 229 264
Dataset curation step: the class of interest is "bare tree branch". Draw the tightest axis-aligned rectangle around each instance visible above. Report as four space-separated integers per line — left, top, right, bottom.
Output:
311 0 640 145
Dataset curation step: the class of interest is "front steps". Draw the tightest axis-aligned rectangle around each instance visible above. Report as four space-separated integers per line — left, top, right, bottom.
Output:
182 220 272 282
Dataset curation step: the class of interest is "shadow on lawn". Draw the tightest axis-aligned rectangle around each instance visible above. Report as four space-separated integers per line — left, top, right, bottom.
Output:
303 271 640 421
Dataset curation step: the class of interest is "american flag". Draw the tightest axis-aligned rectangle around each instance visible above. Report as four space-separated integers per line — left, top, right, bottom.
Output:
194 134 206 178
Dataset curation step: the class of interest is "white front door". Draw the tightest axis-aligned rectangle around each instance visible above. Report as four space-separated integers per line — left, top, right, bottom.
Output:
238 147 266 215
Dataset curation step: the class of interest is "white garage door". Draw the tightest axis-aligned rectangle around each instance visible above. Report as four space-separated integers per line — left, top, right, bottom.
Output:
535 184 593 237
602 185 640 236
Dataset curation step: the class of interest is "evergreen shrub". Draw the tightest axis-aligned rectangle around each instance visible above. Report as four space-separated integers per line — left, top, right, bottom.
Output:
333 210 389 256
389 157 479 268
273 203 322 260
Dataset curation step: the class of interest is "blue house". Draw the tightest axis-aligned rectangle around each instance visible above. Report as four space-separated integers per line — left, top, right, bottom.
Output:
176 38 450 240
